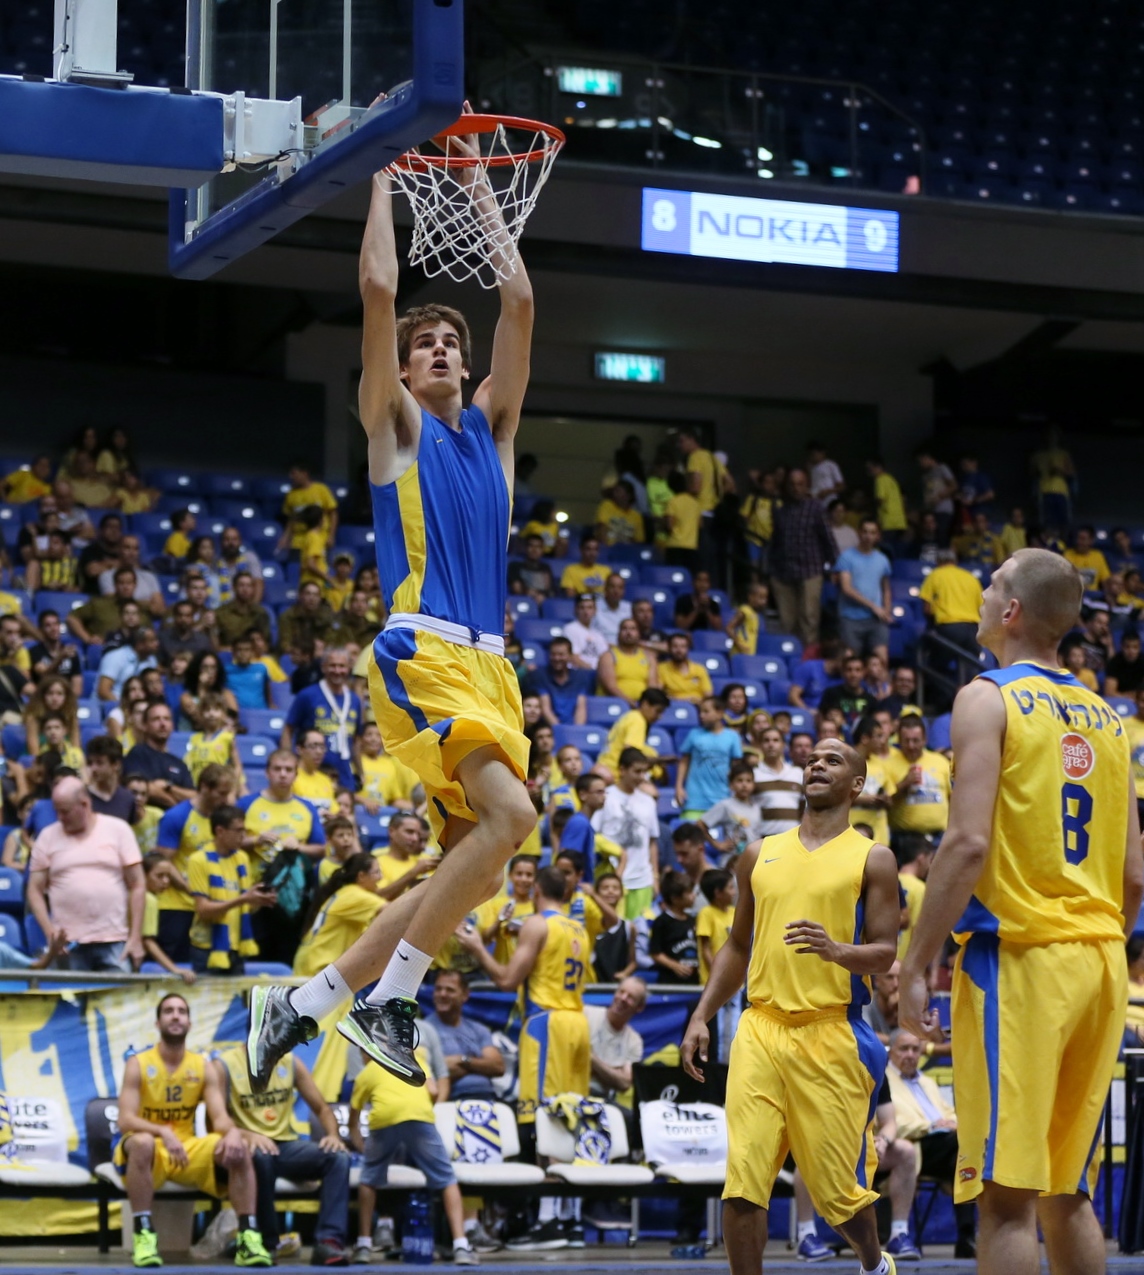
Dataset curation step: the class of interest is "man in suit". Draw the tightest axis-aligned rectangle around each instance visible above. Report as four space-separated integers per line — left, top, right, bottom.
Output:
885 1028 976 1259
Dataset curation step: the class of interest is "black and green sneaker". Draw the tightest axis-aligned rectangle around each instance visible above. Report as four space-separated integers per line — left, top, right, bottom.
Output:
336 996 425 1085
234 1228 273 1267
132 1227 162 1268
246 985 317 1090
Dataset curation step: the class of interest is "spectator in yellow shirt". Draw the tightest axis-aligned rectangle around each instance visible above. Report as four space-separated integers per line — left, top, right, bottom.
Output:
163 508 195 561
594 688 669 779
519 500 568 558
658 632 714 703
293 728 337 814
1064 526 1111 591
998 506 1027 561
560 536 608 596
324 552 355 612
918 549 984 657
729 581 770 655
296 507 331 589
886 717 951 838
2 456 53 505
663 471 702 573
695 868 735 984
865 456 908 548
678 427 722 514
281 461 339 553
952 511 1003 568
595 481 645 545
1061 640 1099 693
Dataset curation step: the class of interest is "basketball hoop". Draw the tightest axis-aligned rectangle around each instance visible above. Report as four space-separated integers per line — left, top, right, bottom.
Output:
386 113 565 289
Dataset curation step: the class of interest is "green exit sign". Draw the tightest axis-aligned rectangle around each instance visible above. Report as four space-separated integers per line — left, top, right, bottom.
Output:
557 66 623 97
595 352 666 383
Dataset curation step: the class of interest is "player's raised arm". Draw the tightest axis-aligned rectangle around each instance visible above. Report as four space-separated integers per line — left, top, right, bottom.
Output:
899 677 1004 1037
358 168 418 468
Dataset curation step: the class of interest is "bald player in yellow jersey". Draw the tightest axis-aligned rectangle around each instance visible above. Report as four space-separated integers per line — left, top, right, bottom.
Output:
114 993 271 1268
900 548 1144 1275
682 739 901 1275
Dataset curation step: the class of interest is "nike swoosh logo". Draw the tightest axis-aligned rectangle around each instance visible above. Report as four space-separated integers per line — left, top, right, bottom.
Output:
398 952 409 961
764 858 780 864
324 974 337 989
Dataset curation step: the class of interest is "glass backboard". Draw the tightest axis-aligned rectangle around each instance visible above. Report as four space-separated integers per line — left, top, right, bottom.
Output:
170 0 464 280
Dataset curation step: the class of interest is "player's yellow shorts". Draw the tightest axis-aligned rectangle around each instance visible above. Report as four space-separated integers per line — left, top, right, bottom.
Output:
113 1132 225 1197
517 1009 591 1123
951 933 1124 1202
724 1004 883 1227
368 627 529 844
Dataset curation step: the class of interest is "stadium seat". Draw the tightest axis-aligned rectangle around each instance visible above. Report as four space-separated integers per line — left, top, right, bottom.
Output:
1106 695 1134 718
506 596 539 619
34 591 85 617
928 713 953 751
201 474 250 498
698 653 729 677
236 735 276 766
433 1103 546 1187
24 910 47 957
0 912 26 952
662 701 699 728
711 677 764 703
689 631 732 653
168 731 191 756
585 698 628 724
656 791 681 819
1 724 24 761
147 468 198 494
211 498 260 524
0 865 24 916
356 808 397 849
643 565 692 590
766 679 794 706
552 724 608 753
787 710 814 733
645 727 672 754
541 598 575 621
515 618 565 644
730 654 787 682
241 709 286 737
755 634 802 662
536 1102 654 1188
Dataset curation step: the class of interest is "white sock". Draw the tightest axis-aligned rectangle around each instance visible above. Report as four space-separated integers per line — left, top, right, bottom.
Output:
464 1220 478 1234
890 1219 908 1238
452 1237 471 1251
290 966 352 1021
538 1198 558 1224
797 1221 816 1241
365 940 433 1005
861 1259 889 1275
356 1237 371 1249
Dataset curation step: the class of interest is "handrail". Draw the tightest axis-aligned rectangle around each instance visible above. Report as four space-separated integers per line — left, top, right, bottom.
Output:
917 628 982 709
476 49 928 194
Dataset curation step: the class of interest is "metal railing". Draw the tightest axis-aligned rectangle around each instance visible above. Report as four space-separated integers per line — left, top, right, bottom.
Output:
476 51 927 195
916 628 983 710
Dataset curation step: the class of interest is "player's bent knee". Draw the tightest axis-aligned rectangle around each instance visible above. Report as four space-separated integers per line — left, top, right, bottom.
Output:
128 1132 156 1161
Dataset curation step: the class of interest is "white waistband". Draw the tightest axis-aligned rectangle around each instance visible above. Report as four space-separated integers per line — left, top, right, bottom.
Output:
384 612 506 656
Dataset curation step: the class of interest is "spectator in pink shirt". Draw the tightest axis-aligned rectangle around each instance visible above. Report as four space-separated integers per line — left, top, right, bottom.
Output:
25 776 146 972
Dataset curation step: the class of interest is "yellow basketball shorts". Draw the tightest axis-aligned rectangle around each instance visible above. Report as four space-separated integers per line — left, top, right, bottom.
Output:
113 1131 225 1197
517 1009 591 1124
368 628 530 844
951 934 1124 1202
724 1004 883 1227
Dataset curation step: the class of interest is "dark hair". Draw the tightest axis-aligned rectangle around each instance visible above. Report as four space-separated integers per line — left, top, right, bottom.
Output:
660 869 692 906
536 864 568 902
209 803 245 833
728 759 755 781
551 806 575 836
789 730 814 745
171 508 193 531
508 853 538 874
895 834 934 868
296 505 324 531
667 470 688 496
671 822 705 847
639 688 670 708
700 868 733 903
395 303 472 370
548 636 572 653
185 536 215 565
142 851 168 876
618 746 650 770
184 649 228 696
596 871 622 891
720 682 746 705
156 992 189 1018
301 851 377 932
555 848 585 875
575 772 604 794
434 967 469 987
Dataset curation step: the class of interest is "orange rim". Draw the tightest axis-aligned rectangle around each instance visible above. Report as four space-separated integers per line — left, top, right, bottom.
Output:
389 113 566 171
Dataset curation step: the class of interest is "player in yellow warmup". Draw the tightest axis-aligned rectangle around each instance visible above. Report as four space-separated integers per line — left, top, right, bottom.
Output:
457 864 590 1249
247 104 537 1091
682 739 900 1275
900 548 1144 1275
114 993 271 1268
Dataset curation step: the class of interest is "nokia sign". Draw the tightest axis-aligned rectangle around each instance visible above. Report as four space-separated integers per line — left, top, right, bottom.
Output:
641 187 900 273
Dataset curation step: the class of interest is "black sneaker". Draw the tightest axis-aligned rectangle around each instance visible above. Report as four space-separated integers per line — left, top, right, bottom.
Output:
312 1240 350 1266
504 1220 568 1252
336 996 425 1086
561 1222 585 1248
247 985 318 1090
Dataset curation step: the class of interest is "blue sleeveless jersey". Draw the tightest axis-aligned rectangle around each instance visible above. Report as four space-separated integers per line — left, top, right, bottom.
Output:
370 404 510 638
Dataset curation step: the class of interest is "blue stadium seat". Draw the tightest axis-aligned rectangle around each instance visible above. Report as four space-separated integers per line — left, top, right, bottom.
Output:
253 478 292 504
23 910 47 957
541 598 575 622
506 597 539 619
1 724 24 761
585 698 628 724
244 962 295 977
787 710 814 734
552 724 608 753
338 526 376 554
147 468 198 494
140 962 194 976
928 713 953 752
201 475 251 498
607 544 656 566
0 865 24 915
643 565 692 590
767 678 794 706
245 769 267 793
156 494 206 517
711 677 764 703
697 653 730 677
627 584 672 608
516 619 565 644
689 631 732 654
356 809 396 850
646 728 673 754
1106 695 1135 719
890 560 929 582
168 731 192 756
730 654 787 682
756 634 802 662
662 701 699 729
35 591 86 617
76 699 101 726
134 512 173 541
236 735 276 767
656 791 681 820
0 913 26 953
241 709 286 737
211 498 260 524
262 578 292 608
251 522 283 550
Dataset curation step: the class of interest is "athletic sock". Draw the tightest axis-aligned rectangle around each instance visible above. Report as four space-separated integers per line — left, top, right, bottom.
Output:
356 1237 372 1249
861 1259 890 1275
890 1219 909 1238
537 1198 559 1224
365 940 433 1005
796 1220 816 1241
241 1215 258 1233
290 965 352 1022
134 1212 154 1233
452 1238 471 1252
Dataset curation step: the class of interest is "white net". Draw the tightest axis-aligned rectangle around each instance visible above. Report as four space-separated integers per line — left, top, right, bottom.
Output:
385 118 564 289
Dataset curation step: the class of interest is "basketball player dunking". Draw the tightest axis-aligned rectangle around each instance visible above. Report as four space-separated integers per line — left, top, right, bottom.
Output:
900 548 1144 1275
682 738 901 1275
247 103 538 1088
